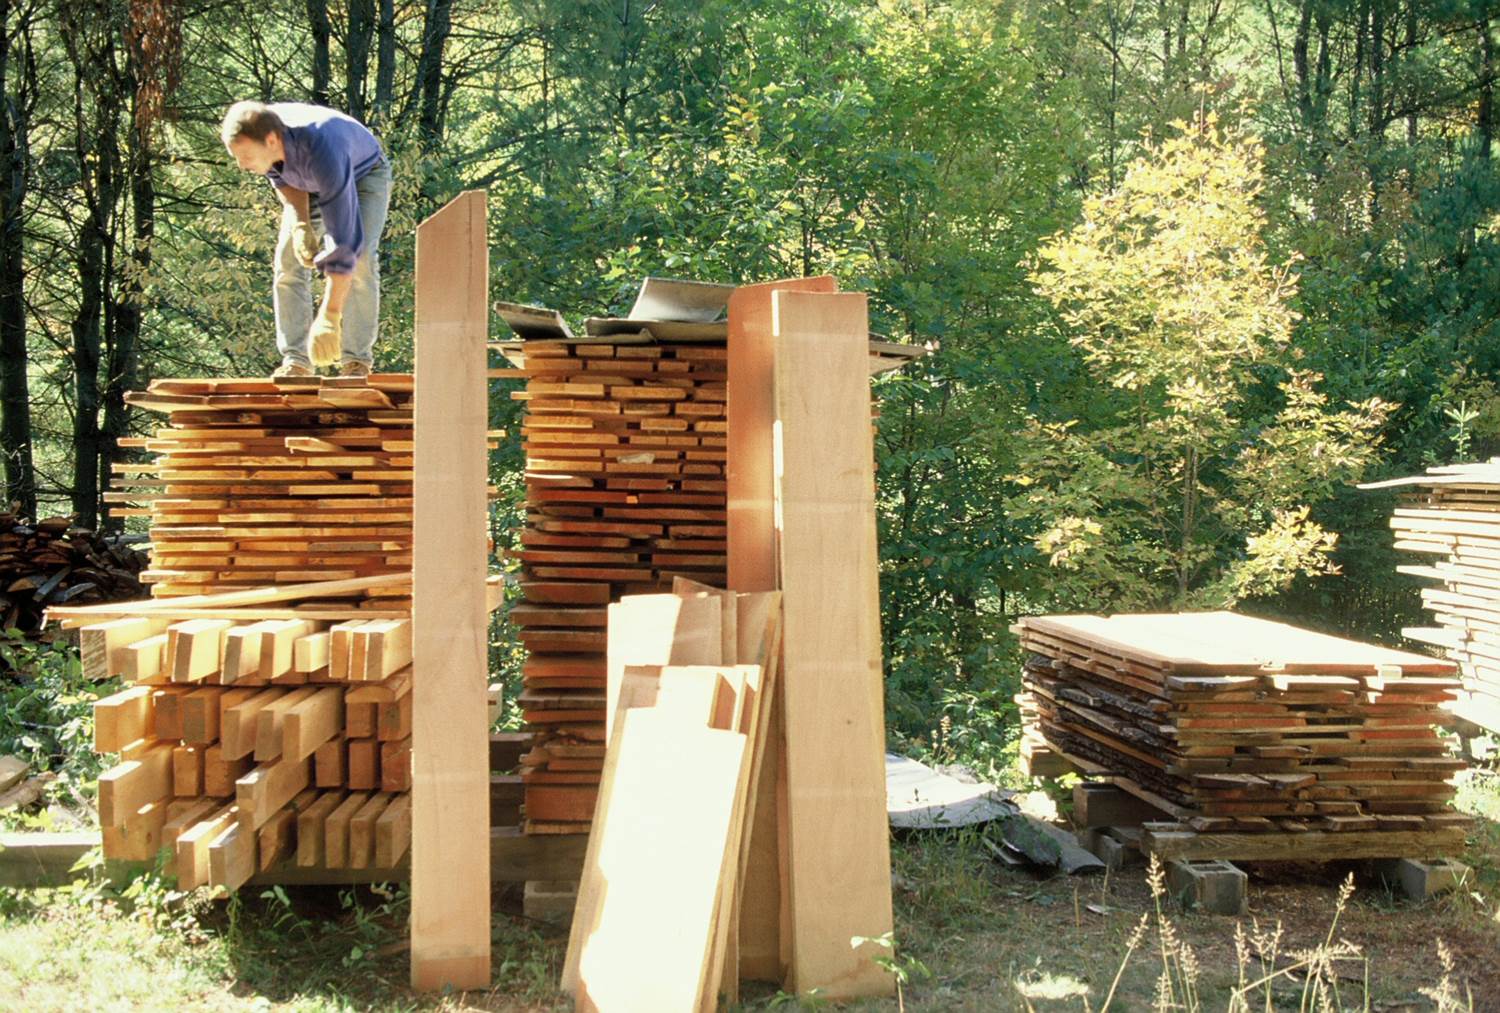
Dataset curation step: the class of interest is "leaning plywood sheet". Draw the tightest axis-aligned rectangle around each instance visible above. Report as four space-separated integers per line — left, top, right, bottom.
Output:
410 189 491 992
772 289 894 999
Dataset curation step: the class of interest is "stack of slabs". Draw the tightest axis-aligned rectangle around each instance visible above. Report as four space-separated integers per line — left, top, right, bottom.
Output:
1018 611 1470 859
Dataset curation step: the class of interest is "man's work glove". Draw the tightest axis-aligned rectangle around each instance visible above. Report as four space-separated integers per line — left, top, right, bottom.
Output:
309 308 343 367
291 221 320 269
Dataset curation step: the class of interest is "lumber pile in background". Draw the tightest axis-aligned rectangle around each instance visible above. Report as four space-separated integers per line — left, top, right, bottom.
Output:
1362 461 1500 734
1018 611 1470 861
0 512 146 634
563 581 782 1012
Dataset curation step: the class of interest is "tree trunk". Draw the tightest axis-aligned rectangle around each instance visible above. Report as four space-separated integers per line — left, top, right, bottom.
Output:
374 0 395 121
101 70 153 533
1482 18 1495 160
416 0 453 146
346 0 373 120
306 0 330 106
0 0 34 519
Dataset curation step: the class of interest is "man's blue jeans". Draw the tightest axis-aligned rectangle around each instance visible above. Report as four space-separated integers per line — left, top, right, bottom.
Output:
273 159 392 368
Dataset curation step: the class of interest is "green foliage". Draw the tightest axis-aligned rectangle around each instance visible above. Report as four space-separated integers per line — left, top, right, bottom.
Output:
0 632 108 826
1012 115 1393 610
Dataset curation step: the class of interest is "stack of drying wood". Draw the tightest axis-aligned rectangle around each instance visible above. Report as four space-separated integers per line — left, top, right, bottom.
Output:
111 376 422 607
1018 611 1470 860
51 375 471 888
82 590 416 889
1361 460 1500 734
562 580 782 1012
0 513 146 633
501 339 729 833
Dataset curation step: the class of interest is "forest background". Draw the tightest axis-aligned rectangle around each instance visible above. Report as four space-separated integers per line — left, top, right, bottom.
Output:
4 0 1498 774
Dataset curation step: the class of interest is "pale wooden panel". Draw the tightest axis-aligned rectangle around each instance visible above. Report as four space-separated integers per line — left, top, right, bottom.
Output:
772 290 893 998
603 593 721 744
725 275 836 985
410 189 491 992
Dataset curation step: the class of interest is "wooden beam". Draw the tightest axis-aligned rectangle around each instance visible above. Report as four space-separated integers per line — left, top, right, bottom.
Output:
411 189 491 992
726 275 836 985
772 290 893 998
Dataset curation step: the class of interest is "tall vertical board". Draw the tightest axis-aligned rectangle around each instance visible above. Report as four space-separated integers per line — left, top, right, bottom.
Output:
725 275 837 983
772 289 894 998
411 189 491 992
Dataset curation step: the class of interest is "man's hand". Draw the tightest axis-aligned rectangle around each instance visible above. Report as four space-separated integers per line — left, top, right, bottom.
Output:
308 308 343 366
292 221 320 269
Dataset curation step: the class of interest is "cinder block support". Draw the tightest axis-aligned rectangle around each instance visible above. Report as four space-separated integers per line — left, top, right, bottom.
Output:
1167 859 1247 915
523 879 579 925
1073 782 1165 829
1372 857 1470 901
1080 826 1143 871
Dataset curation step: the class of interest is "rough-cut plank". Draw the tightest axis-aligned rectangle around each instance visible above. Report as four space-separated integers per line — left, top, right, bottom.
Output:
282 687 344 762
97 744 174 827
411 190 491 992
81 617 165 680
1141 824 1466 861
726 276 836 985
604 593 721 745
773 289 894 999
235 756 311 831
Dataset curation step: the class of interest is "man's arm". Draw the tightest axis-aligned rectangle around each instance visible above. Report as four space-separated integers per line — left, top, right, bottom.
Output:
321 272 352 315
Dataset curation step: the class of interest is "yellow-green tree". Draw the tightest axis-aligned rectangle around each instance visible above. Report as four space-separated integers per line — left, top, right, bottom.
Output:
1012 114 1392 610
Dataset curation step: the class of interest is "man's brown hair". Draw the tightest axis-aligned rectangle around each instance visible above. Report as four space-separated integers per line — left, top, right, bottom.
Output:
220 101 285 146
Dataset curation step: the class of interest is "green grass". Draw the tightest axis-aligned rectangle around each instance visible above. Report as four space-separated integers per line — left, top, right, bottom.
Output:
3 778 1496 1013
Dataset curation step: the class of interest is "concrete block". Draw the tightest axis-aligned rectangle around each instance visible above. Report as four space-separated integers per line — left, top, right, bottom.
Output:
1167 859 1247 916
523 879 579 924
1072 782 1164 829
1080 826 1143 871
1372 858 1469 901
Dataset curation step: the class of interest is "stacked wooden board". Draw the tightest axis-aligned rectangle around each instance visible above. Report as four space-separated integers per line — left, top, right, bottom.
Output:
56 376 493 888
85 606 417 888
499 338 732 834
1018 611 1471 861
1361 461 1500 734
497 319 923 837
110 376 423 608
563 581 783 1012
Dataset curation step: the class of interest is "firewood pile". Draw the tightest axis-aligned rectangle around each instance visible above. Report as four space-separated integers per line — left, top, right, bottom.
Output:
0 512 147 634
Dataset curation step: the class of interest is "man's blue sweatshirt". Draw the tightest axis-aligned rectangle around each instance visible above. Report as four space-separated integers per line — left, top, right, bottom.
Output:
265 102 385 275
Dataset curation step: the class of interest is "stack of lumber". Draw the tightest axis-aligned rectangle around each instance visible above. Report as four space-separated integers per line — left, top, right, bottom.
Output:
110 376 424 609
0 513 146 633
1361 461 1500 734
81 586 418 889
1018 611 1471 861
499 338 731 833
562 580 782 1012
55 375 485 888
